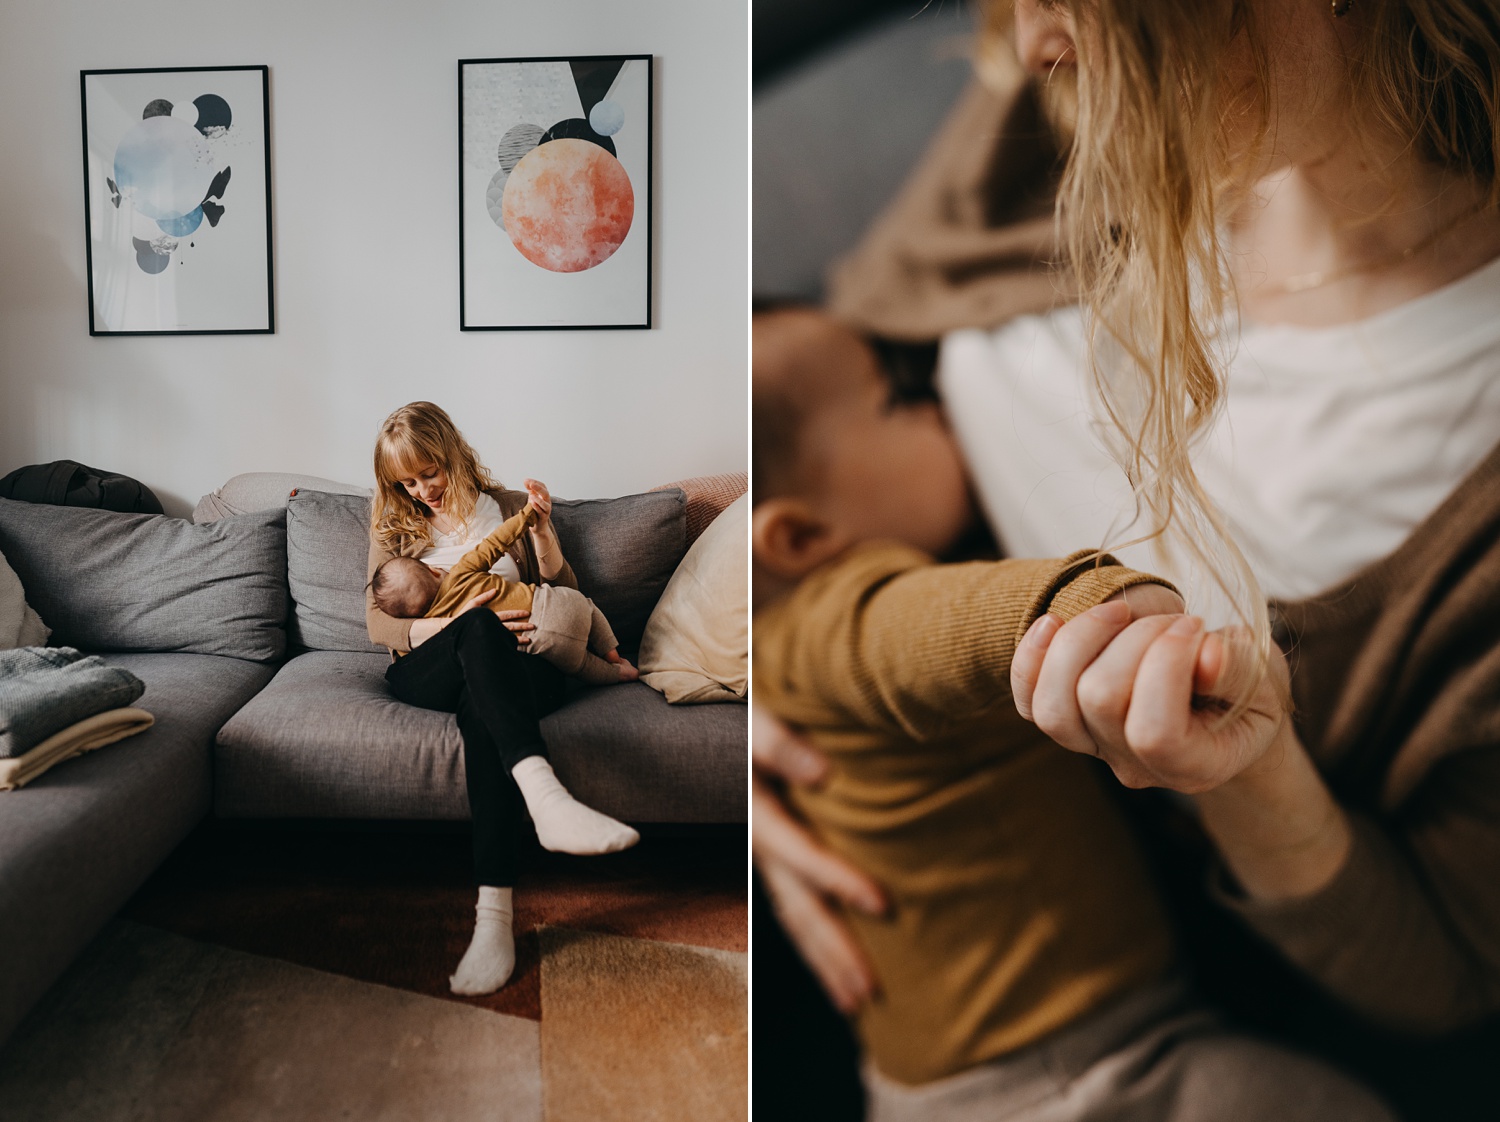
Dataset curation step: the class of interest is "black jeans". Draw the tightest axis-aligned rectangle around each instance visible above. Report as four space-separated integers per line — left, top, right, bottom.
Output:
385 608 567 886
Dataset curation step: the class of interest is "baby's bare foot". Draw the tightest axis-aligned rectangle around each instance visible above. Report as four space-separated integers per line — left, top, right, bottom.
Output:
616 657 639 682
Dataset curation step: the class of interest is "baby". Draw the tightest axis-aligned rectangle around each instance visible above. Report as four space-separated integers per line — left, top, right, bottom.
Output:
370 487 637 686
751 308 1372 1118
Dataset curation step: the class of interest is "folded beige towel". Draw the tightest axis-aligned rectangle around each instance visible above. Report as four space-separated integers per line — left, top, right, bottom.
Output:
0 707 154 791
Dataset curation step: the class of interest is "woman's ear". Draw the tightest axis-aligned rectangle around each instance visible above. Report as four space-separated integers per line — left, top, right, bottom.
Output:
752 499 849 580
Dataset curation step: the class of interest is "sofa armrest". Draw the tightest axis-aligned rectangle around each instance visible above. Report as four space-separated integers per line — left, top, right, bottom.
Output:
651 473 746 546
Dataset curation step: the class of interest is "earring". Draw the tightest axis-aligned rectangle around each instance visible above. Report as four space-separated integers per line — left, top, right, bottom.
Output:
1332 0 1352 15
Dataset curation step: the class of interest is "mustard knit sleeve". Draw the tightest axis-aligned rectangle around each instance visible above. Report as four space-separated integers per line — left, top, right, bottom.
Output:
448 506 536 580
790 546 1174 741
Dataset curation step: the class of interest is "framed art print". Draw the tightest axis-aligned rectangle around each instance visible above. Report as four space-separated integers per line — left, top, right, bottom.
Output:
459 55 652 330
80 66 273 335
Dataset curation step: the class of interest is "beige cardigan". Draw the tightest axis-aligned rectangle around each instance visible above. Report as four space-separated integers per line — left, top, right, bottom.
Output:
365 487 578 654
829 72 1500 1033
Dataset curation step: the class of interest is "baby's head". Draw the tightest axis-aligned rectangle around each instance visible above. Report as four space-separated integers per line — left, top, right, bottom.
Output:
752 306 973 596
371 556 443 619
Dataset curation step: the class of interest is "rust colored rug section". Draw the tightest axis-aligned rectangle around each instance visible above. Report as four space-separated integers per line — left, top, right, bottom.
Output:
0 920 542 1122
541 927 748 1122
120 825 746 1023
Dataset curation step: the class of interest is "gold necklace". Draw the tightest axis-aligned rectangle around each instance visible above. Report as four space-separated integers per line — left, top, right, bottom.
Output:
1260 201 1491 297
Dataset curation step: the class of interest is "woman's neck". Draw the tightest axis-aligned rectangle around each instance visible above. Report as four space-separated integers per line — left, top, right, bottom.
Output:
1230 142 1500 328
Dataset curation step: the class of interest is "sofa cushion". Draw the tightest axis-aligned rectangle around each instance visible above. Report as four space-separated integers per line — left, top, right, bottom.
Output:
194 471 369 524
0 499 288 663
215 650 746 823
0 652 274 1046
552 489 687 654
639 494 748 704
284 489 688 655
216 651 463 818
285 491 384 654
0 547 49 649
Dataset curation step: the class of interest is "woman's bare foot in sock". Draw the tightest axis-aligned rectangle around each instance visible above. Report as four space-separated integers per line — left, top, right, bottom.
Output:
450 886 515 995
511 756 640 854
605 649 640 681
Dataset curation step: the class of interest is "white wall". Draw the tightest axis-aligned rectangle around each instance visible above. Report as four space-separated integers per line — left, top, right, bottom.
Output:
0 0 747 516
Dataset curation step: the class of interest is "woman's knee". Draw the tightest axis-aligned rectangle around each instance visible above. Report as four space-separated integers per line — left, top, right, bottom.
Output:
451 606 516 648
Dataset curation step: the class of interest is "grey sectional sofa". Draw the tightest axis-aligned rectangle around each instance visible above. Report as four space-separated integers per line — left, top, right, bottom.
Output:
0 478 746 1046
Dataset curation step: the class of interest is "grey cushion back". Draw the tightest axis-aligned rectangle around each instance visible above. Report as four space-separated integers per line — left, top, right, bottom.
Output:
552 490 686 653
0 498 288 663
285 491 383 653
284 489 687 654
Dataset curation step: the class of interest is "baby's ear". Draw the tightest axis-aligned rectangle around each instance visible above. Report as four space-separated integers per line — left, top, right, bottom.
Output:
752 499 846 580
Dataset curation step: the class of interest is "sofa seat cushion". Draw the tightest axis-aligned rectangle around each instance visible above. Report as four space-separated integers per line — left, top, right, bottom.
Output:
215 651 747 823
216 652 464 819
0 653 274 1046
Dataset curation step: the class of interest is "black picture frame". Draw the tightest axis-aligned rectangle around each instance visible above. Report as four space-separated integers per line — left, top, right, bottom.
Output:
458 55 653 331
80 65 274 336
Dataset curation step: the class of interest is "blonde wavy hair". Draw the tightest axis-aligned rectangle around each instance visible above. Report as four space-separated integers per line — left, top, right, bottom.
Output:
371 402 501 556
982 0 1500 705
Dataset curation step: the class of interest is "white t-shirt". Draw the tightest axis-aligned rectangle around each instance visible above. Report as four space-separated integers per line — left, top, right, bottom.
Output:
939 253 1500 615
417 492 524 582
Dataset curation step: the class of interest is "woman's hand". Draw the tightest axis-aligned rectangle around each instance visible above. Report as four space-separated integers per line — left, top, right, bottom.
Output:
1011 602 1287 794
1014 598 1353 902
493 608 534 647
752 704 888 1014
523 478 568 582
408 591 534 648
523 478 553 531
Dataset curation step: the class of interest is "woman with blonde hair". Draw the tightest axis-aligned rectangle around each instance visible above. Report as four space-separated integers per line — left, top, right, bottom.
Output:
756 0 1500 1116
368 402 637 996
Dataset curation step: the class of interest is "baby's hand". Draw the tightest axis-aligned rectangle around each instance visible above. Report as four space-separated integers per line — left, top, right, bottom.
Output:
1105 582 1183 619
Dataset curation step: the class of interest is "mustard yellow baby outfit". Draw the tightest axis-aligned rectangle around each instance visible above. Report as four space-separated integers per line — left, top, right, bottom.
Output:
428 505 621 685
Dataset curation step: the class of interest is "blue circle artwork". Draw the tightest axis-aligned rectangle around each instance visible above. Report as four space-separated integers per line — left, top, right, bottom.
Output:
157 207 204 237
589 99 624 137
112 93 235 273
114 116 215 222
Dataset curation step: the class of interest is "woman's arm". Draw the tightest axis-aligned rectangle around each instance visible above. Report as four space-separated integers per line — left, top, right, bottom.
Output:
1014 610 1500 1031
365 535 416 652
515 479 577 587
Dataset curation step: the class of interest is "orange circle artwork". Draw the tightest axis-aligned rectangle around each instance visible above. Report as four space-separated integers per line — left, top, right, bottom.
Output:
502 139 635 273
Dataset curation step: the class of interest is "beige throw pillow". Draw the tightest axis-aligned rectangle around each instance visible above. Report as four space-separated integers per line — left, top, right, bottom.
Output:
639 494 747 704
0 547 49 649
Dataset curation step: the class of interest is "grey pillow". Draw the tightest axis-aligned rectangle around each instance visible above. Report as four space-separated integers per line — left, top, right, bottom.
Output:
285 489 688 655
553 489 687 654
194 471 370 525
0 498 288 662
285 490 383 653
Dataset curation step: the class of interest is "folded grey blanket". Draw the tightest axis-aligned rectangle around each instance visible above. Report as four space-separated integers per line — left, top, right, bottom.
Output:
0 647 146 759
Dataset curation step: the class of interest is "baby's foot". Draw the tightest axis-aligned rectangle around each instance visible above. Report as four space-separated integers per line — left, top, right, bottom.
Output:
511 756 639 855
450 886 515 996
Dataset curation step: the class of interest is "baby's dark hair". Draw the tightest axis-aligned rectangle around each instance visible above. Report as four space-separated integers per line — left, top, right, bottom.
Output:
752 303 939 503
370 556 441 618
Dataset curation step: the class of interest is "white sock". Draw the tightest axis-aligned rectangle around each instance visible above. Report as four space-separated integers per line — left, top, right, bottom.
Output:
510 755 640 856
449 885 515 996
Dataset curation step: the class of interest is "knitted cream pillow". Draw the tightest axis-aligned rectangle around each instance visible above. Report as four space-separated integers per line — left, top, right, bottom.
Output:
638 495 747 704
0 547 48 649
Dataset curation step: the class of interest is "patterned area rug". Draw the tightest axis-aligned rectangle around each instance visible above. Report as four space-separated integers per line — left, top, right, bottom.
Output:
0 825 746 1121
